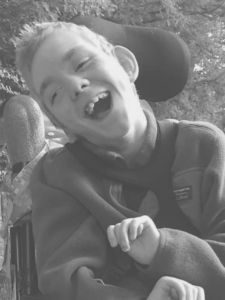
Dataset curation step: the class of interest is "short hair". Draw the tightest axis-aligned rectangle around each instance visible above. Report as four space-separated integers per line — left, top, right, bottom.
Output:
15 21 114 128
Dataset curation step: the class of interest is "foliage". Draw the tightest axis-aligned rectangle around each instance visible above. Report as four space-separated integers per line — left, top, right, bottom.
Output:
0 0 56 101
108 0 225 128
1 0 225 128
0 149 9 189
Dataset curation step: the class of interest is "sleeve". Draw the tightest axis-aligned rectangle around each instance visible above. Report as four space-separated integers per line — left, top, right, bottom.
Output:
30 149 148 300
137 124 225 300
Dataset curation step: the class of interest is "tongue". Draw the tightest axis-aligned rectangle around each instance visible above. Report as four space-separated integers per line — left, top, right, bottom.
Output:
93 95 111 117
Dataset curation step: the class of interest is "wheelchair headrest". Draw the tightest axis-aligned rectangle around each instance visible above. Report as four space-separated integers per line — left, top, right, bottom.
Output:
3 95 45 165
71 15 190 102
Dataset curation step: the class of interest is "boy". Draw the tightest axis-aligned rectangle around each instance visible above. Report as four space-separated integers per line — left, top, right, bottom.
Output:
15 21 225 299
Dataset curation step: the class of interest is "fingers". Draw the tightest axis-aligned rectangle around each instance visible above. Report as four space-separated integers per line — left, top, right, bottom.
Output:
156 277 205 300
107 222 130 251
107 216 149 252
178 281 205 300
185 284 205 300
196 286 205 300
129 219 144 240
167 278 186 300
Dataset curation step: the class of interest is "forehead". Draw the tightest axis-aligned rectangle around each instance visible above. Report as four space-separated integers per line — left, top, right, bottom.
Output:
35 26 100 62
31 27 100 95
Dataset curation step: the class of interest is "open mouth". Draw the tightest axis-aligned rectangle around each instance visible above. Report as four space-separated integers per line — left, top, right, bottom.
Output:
85 91 112 119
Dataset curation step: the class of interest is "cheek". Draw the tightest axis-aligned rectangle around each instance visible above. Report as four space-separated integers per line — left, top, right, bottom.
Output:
52 103 72 125
55 105 86 133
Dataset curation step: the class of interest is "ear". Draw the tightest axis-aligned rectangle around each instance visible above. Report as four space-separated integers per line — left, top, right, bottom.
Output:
113 46 139 83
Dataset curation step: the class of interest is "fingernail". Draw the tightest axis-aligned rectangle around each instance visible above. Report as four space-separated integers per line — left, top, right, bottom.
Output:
122 245 130 252
110 241 117 247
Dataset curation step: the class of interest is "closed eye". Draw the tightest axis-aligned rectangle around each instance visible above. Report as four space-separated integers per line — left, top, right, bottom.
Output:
76 58 90 72
51 88 62 104
51 92 57 104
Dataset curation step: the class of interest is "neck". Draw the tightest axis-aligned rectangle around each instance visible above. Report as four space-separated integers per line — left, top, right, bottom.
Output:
82 101 158 168
116 110 147 161
119 106 157 167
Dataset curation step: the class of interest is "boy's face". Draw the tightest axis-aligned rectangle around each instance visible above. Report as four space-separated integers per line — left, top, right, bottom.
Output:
31 27 139 147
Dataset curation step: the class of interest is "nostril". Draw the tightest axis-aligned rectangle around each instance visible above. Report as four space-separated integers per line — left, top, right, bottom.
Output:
75 84 87 96
81 83 88 90
74 81 89 97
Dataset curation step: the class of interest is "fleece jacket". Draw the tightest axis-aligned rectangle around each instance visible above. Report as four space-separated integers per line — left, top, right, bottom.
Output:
30 107 225 300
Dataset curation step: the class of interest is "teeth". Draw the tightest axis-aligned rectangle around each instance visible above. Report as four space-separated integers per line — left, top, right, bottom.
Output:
85 91 108 116
85 102 95 116
98 92 108 99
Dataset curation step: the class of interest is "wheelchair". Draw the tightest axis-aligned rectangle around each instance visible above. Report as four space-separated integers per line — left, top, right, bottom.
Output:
0 15 190 299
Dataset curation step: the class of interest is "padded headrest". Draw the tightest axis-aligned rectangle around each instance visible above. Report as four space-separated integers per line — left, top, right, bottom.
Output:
72 15 190 102
3 95 45 165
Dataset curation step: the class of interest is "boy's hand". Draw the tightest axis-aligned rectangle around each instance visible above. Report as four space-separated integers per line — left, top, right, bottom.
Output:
107 215 160 265
147 276 205 300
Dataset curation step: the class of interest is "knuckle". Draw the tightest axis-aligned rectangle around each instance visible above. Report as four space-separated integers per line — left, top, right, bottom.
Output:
107 225 114 234
121 219 127 226
121 218 131 226
198 286 205 293
115 223 121 229
130 219 138 226
108 225 114 230
159 276 170 282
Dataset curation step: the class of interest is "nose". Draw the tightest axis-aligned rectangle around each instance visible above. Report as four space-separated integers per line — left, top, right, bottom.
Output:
71 77 90 98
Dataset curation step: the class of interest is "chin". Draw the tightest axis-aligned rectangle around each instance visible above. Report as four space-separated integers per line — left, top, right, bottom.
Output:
86 127 129 147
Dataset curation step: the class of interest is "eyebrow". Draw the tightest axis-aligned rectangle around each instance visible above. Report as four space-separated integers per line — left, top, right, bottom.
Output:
39 46 84 97
62 46 84 62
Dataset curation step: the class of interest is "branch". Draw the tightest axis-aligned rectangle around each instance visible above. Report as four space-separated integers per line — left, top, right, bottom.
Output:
181 1 225 19
199 0 225 14
193 69 225 85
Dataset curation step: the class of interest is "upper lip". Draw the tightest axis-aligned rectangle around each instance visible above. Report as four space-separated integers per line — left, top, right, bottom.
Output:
77 89 107 105
87 90 109 104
